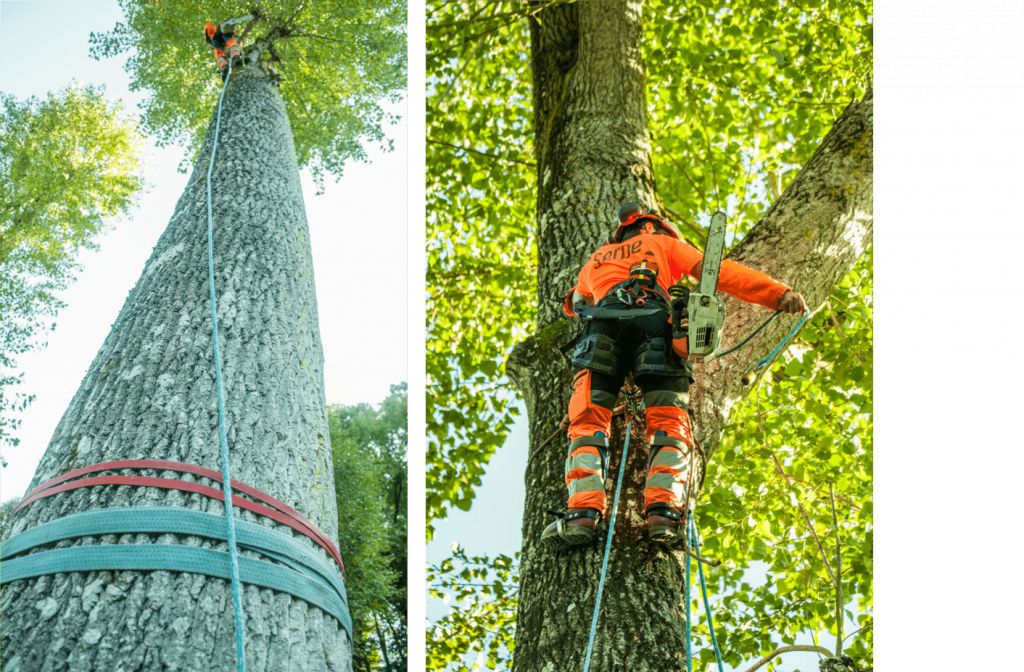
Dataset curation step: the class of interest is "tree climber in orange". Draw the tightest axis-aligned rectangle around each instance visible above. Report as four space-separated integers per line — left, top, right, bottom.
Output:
542 203 807 550
203 18 244 81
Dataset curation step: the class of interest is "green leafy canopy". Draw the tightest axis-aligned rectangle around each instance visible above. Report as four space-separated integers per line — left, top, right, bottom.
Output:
427 548 518 671
1 85 142 450
425 0 871 531
426 0 872 667
89 0 406 182
331 383 408 671
426 2 536 536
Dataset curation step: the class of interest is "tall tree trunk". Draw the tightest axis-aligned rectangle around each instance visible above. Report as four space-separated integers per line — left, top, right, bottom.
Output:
1 67 350 672
507 2 872 670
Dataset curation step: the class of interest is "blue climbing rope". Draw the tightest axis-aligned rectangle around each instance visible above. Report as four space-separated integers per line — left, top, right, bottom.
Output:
689 514 725 672
748 309 812 375
684 532 693 672
582 421 631 672
206 58 247 672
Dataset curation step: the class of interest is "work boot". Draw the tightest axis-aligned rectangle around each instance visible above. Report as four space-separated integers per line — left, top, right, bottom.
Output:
646 506 685 546
540 508 599 551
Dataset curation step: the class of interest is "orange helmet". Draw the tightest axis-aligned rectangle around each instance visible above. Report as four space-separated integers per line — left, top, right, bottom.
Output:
611 202 680 243
204 22 217 40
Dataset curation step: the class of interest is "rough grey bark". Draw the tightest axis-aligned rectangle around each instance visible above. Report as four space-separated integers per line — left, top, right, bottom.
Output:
507 1 872 670
531 0 658 330
1 67 350 672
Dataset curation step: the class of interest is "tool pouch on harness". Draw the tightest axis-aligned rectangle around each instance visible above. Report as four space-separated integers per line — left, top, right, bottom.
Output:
633 336 694 380
571 332 623 376
628 259 659 291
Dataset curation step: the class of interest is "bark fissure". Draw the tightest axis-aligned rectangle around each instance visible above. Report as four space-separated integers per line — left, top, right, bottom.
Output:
2 67 350 672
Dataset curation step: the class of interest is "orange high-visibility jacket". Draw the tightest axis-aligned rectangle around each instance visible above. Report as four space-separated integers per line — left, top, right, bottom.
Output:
569 232 790 314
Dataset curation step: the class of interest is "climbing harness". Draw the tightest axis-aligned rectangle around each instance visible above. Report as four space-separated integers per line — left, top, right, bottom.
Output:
684 512 725 672
204 15 252 78
581 421 631 672
205 58 249 672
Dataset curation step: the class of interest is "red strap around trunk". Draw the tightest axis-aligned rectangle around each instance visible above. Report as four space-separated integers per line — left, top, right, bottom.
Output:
16 460 345 574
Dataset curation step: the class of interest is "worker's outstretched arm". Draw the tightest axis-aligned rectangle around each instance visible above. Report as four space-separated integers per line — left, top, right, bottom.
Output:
714 258 791 311
676 239 802 312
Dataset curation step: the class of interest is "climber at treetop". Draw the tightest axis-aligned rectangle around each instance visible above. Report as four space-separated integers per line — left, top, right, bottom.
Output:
204 19 243 80
542 203 807 551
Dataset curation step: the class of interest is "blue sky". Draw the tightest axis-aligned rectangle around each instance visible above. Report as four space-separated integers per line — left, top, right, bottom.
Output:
0 0 407 499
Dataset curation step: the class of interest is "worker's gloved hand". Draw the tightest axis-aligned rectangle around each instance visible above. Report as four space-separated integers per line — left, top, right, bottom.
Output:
778 290 808 314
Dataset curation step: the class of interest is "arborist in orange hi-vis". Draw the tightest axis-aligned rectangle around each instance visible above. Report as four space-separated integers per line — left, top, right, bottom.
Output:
203 17 245 81
542 202 807 551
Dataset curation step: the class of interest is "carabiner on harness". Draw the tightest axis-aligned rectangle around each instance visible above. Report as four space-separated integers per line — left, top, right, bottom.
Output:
614 280 648 307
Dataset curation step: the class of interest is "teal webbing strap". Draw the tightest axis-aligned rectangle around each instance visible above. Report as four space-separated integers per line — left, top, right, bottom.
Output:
0 507 347 608
689 514 724 671
582 421 631 672
0 544 351 635
206 58 246 671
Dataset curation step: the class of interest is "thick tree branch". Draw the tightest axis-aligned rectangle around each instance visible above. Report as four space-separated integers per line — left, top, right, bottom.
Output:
690 88 873 462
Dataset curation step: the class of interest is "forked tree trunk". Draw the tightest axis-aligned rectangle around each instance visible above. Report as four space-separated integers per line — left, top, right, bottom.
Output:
507 1 872 670
1 67 350 672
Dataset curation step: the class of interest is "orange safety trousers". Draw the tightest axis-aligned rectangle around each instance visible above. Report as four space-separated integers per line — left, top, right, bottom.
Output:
566 367 694 517
212 37 240 69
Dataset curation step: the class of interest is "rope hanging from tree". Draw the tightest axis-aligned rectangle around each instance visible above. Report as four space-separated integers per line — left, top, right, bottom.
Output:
206 58 248 672
747 310 812 375
582 420 632 672
684 512 726 672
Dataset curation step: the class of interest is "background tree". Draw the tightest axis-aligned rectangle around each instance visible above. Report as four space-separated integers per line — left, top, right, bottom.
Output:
330 384 408 672
427 1 871 670
2 3 404 670
0 85 142 453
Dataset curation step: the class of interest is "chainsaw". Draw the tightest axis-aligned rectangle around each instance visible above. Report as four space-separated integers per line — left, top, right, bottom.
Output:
220 15 253 30
670 211 727 360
